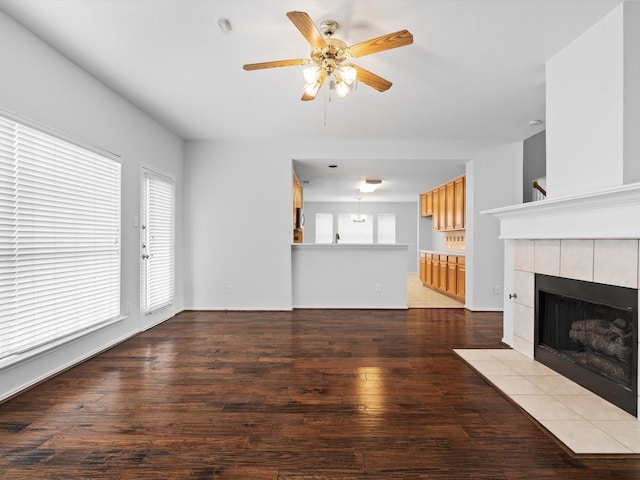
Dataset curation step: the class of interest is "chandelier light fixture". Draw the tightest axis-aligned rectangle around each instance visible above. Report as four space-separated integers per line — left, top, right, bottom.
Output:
352 197 367 223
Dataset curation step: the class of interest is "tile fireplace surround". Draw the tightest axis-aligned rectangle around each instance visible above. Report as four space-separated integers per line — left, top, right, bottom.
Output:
483 183 640 452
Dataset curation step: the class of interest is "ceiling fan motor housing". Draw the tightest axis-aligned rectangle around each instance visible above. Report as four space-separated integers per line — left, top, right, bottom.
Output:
311 38 349 75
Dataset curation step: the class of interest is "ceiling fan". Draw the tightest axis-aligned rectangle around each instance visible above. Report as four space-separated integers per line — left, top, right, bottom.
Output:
242 11 413 101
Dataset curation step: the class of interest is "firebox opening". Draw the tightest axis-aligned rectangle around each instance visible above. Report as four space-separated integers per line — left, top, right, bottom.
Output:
535 274 638 416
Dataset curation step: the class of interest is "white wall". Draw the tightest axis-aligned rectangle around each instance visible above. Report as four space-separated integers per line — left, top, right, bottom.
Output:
185 139 521 312
301 201 418 272
468 142 523 310
546 3 640 198
0 12 184 401
623 2 640 185
184 141 293 310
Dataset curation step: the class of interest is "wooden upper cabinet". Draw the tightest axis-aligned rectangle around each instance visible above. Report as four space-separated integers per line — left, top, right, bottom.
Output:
445 181 455 230
425 175 465 232
420 191 434 218
432 188 439 230
454 176 465 230
438 186 446 231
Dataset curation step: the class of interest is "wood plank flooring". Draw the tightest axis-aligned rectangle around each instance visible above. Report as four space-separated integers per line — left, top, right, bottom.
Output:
2 309 640 479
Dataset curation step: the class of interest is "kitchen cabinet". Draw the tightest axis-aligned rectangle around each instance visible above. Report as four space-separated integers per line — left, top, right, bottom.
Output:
432 187 440 229
438 186 446 231
422 175 465 232
446 255 457 296
454 176 465 230
420 251 465 302
456 256 465 300
438 254 447 291
445 181 455 231
420 193 427 217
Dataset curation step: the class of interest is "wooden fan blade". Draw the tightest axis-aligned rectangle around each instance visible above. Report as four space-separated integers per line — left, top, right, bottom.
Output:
286 11 327 49
347 29 413 58
347 64 392 92
243 59 307 71
301 75 326 101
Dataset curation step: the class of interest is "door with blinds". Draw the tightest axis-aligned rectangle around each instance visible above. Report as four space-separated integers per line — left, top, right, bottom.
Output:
141 169 175 329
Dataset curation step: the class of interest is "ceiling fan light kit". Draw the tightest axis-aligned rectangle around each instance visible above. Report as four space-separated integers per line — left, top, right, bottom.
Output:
243 11 413 101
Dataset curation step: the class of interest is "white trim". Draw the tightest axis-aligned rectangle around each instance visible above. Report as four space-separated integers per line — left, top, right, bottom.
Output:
0 105 121 160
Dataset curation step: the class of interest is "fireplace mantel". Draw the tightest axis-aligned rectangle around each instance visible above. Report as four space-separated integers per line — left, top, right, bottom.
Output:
482 182 640 240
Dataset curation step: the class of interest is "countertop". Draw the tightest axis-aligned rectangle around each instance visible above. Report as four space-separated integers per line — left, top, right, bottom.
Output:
419 249 465 256
293 243 409 249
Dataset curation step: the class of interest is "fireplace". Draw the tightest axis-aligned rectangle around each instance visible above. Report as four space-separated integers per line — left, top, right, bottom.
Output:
535 274 638 415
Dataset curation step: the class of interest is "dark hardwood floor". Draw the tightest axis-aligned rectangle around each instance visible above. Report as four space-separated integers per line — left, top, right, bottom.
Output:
2 309 640 479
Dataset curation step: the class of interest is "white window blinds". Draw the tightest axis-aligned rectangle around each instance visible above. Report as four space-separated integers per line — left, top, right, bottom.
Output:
142 172 174 314
314 213 333 243
377 213 396 244
0 115 121 363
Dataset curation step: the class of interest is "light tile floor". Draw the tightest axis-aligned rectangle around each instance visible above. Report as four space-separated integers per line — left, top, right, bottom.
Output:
407 274 464 308
455 348 640 455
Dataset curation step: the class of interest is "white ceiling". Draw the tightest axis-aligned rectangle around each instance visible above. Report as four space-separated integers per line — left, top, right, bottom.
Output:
0 0 623 202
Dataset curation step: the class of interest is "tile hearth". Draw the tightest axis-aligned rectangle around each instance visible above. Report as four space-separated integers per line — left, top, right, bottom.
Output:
455 348 640 455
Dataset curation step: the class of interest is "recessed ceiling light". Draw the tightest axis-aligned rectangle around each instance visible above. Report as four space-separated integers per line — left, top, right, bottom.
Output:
528 119 544 127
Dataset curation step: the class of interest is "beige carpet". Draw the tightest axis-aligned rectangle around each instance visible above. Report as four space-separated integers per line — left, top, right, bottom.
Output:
407 273 464 308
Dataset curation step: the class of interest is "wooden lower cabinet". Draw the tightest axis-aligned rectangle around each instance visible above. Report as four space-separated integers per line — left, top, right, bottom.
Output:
438 255 447 291
425 253 433 286
446 256 457 296
420 251 465 302
456 257 465 299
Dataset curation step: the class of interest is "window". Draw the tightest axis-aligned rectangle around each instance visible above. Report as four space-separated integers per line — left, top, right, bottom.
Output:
338 213 373 244
142 171 175 314
315 213 333 243
377 213 396 244
0 114 121 364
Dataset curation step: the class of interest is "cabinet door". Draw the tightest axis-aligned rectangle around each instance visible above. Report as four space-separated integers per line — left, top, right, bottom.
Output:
438 255 447 291
425 254 432 286
454 176 465 230
447 256 457 296
420 253 426 283
432 255 439 288
456 257 466 300
426 191 433 216
420 193 427 217
445 181 455 231
432 189 439 230
438 186 446 231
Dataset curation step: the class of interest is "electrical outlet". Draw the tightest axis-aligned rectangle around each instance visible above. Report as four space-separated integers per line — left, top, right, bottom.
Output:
494 285 501 295
375 283 382 293
227 285 233 294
